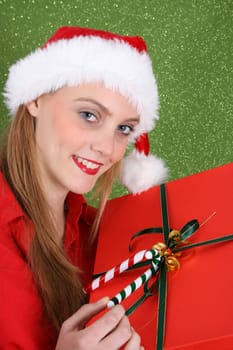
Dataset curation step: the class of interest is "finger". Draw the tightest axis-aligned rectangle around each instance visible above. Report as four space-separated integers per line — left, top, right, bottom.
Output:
83 304 126 342
100 315 132 349
124 328 142 350
62 297 109 331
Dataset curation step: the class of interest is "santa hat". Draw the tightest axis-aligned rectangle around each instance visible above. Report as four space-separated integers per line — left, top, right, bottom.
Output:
4 26 168 193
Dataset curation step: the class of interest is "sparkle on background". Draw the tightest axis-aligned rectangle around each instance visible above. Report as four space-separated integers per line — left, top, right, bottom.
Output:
0 0 232 199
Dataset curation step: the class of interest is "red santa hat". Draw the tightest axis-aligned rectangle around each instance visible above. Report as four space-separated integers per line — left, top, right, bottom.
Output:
4 26 168 193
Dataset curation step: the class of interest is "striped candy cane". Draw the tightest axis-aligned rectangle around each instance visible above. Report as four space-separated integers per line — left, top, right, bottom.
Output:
107 248 162 308
85 249 150 294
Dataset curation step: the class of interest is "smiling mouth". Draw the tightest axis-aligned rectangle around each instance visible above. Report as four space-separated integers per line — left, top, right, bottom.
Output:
72 155 103 175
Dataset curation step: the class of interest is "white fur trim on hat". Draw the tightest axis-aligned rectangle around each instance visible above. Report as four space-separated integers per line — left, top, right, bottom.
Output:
4 35 158 139
121 149 168 194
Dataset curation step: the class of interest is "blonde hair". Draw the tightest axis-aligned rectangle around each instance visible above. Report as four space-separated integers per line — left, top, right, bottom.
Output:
0 105 121 333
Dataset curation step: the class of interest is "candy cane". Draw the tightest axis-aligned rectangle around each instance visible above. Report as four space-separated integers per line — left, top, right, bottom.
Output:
107 249 162 308
85 249 149 293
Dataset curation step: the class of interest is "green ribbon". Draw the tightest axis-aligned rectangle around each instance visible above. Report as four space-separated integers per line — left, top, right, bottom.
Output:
156 184 169 350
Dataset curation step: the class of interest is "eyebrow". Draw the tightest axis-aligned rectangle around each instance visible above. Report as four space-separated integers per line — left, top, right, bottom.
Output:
74 97 111 115
74 97 140 123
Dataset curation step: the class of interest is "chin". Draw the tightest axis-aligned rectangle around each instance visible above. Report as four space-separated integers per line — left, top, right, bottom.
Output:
68 181 96 195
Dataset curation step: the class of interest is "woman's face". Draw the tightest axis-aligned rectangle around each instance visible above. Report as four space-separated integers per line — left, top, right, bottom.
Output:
27 83 139 198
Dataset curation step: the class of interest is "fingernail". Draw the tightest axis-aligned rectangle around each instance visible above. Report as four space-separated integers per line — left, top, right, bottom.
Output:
97 296 109 305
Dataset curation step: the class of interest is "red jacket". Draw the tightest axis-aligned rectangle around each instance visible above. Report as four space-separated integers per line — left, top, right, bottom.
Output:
0 173 97 349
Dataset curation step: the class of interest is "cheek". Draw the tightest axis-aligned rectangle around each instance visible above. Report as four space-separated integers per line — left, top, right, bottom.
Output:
49 111 79 147
114 140 128 162
56 122 75 143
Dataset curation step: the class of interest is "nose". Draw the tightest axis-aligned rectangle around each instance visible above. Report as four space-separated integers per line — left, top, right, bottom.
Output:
91 129 115 156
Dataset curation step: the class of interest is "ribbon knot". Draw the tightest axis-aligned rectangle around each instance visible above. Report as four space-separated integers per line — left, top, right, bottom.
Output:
152 242 179 272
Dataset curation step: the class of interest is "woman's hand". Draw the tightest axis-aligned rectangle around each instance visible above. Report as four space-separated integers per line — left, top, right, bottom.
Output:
55 297 144 350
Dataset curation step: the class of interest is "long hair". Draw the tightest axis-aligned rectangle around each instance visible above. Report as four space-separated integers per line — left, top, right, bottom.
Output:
0 105 121 333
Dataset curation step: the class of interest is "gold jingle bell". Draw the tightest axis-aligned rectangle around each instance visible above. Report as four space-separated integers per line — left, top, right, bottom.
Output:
152 241 181 272
165 256 180 271
152 242 167 255
168 230 181 242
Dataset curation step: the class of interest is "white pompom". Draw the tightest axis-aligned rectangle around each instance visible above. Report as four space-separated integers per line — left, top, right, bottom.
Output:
121 150 168 194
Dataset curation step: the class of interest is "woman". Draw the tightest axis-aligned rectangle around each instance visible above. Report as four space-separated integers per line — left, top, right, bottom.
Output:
0 26 167 349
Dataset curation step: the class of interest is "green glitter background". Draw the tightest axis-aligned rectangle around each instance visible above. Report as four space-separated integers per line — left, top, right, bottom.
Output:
0 0 232 198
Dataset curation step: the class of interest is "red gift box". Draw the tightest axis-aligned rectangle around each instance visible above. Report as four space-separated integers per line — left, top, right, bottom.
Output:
89 163 233 350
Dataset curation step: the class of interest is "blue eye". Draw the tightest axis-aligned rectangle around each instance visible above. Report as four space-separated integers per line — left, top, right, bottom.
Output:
80 111 97 122
118 124 134 136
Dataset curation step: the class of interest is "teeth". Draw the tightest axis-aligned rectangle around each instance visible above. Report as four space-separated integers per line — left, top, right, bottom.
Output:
76 156 99 169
